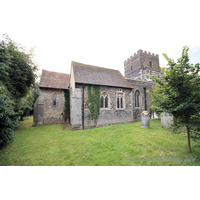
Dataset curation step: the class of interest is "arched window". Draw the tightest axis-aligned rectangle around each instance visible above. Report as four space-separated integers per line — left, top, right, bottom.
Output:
117 92 123 108
101 96 104 108
135 90 140 107
117 97 119 108
53 93 57 105
105 96 108 108
100 92 108 108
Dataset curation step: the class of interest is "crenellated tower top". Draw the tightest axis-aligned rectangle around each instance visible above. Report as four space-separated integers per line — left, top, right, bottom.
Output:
124 49 159 65
124 49 160 80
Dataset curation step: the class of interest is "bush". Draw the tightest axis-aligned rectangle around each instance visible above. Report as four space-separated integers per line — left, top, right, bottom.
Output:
0 82 19 146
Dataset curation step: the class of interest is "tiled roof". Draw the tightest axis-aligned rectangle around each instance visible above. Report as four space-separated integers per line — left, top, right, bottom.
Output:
39 70 70 89
72 61 133 89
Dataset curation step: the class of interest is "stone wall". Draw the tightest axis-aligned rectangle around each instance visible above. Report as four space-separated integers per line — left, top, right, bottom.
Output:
71 84 133 129
33 88 66 125
126 78 155 121
124 49 160 80
34 78 155 128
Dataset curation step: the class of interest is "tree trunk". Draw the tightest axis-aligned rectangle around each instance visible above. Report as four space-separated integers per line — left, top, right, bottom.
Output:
185 115 192 153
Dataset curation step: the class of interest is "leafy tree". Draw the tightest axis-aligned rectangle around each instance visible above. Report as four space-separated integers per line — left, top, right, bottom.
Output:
2 34 38 98
0 39 11 83
0 34 38 145
20 89 35 120
149 85 162 118
148 46 200 153
0 82 19 146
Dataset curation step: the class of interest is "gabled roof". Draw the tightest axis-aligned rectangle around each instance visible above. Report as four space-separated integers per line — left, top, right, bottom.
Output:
72 61 133 89
39 70 70 89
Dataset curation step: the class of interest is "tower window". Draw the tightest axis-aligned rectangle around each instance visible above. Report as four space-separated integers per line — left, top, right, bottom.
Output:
149 61 152 68
131 66 133 70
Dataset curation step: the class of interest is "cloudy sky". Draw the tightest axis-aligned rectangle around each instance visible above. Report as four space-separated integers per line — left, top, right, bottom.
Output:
1 0 200 76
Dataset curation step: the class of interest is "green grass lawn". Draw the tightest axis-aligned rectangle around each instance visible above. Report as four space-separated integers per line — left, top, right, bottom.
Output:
0 117 200 166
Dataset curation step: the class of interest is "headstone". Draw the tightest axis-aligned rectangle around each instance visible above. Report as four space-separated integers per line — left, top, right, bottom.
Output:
161 113 173 129
141 112 150 128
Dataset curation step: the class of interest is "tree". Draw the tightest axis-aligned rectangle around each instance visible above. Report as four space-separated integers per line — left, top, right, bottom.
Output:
20 89 35 120
0 39 11 84
148 46 200 153
2 34 38 99
0 34 38 146
0 82 19 146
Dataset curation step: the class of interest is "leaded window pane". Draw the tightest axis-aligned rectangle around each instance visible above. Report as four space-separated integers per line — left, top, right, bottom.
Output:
53 93 57 105
101 96 104 108
105 96 108 108
135 90 140 107
117 97 119 108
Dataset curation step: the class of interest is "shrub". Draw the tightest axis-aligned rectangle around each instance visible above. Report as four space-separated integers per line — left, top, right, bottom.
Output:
0 82 19 146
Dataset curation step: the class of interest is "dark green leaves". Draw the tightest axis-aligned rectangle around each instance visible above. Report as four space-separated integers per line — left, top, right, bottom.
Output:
148 46 200 150
86 85 101 125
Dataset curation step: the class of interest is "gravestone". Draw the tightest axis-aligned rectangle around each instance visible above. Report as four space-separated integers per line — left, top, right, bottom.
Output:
141 113 150 128
161 113 173 129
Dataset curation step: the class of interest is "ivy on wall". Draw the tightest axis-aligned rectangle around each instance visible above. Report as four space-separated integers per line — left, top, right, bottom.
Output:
86 85 100 125
62 89 70 123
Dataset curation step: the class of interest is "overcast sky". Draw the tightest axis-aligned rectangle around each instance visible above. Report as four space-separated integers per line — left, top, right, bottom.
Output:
1 0 200 76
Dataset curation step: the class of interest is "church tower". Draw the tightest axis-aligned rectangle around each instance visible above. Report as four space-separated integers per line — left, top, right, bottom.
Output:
124 49 161 81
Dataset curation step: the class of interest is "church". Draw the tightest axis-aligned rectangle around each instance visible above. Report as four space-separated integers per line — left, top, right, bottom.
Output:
33 49 161 129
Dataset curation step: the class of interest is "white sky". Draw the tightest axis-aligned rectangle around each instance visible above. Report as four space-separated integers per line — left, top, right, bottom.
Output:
1 0 200 76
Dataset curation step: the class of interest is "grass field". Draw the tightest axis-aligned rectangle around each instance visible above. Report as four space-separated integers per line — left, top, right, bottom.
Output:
0 117 200 166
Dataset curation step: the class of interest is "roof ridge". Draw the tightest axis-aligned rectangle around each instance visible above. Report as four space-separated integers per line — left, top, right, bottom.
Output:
71 61 119 72
42 69 70 75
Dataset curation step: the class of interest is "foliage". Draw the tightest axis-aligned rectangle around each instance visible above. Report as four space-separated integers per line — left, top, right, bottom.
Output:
62 89 70 123
148 85 162 116
2 34 38 98
86 85 100 125
0 40 11 83
0 34 38 145
20 90 35 119
0 82 19 146
147 46 200 153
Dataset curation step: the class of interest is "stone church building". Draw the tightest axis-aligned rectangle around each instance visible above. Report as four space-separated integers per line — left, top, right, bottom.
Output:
33 49 160 129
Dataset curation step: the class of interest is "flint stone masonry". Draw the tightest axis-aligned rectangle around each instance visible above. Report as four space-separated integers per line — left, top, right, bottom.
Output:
126 78 156 122
33 88 66 125
70 84 133 129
